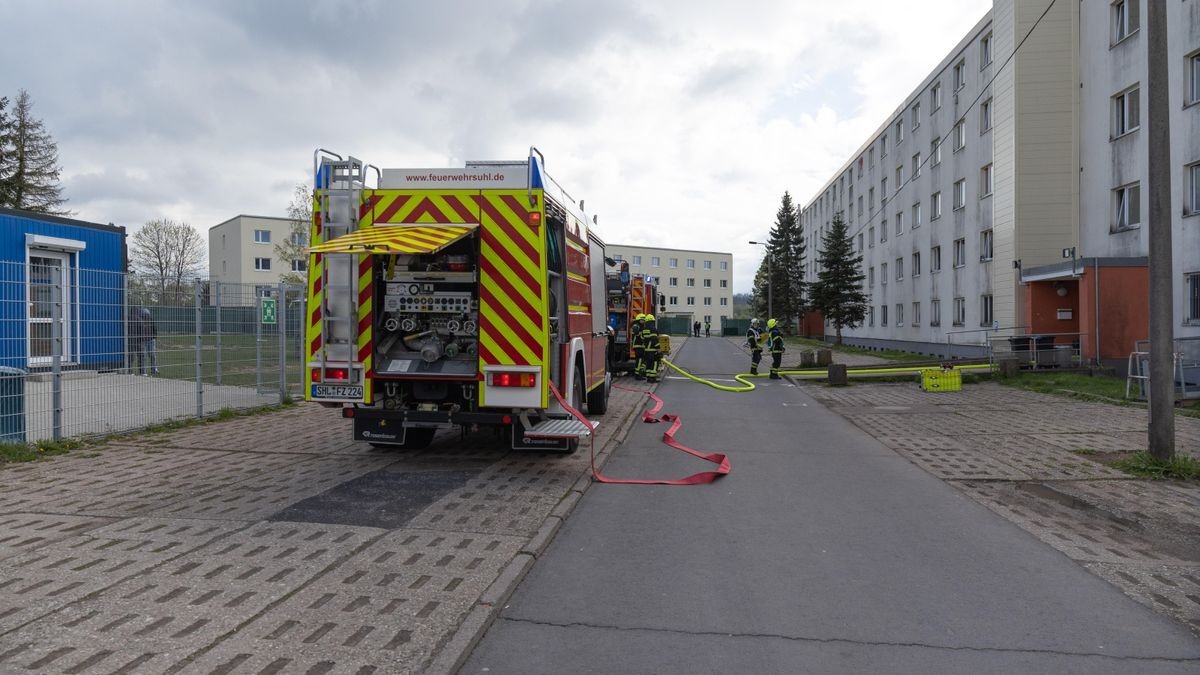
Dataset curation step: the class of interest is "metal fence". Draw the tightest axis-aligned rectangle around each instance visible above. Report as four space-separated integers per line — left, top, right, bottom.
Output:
0 261 305 444
1128 337 1200 400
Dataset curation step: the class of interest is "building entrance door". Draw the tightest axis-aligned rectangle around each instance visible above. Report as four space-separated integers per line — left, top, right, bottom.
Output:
29 252 73 365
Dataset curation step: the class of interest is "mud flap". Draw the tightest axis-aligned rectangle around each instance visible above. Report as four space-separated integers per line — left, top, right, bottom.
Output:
354 416 407 445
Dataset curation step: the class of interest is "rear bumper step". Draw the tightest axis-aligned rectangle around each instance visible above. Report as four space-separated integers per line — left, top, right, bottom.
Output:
524 418 595 439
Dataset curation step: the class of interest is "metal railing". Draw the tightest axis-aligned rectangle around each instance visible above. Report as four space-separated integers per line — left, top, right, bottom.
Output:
0 261 306 444
1128 337 1200 400
987 331 1088 370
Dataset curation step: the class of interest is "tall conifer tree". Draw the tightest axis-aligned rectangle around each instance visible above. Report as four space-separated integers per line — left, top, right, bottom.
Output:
3 90 68 214
809 212 868 344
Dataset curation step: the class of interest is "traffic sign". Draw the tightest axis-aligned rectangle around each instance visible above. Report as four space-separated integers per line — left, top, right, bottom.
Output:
261 297 277 325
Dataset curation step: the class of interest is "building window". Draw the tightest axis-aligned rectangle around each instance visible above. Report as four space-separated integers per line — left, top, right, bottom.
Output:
703 260 712 270
256 285 274 298
881 220 888 242
931 82 942 111
896 257 904 281
881 177 888 203
255 257 272 271
930 299 941 327
686 259 695 268
895 165 904 188
720 279 728 288
1188 162 1200 214
953 296 966 326
980 98 992 132
881 133 888 158
703 297 712 306
912 153 921 178
980 229 994 261
222 260 226 274
632 255 642 265
881 262 888 286
868 266 875 288
668 296 678 305
1112 0 1139 44
894 212 903 235
912 251 922 277
869 306 876 327
912 301 921 326
703 279 712 288
686 296 695 306
881 304 888 327
1189 51 1200 105
687 278 695 287
1186 273 1200 324
1113 86 1140 137
896 303 905 326
290 231 306 246
954 179 967 209
911 103 921 130
858 233 864 253
911 202 922 229
291 259 307 272
613 255 623 262
931 245 942 273
953 121 966 151
869 226 876 247
953 59 966 91
981 164 993 197
931 138 942 166
858 156 864 178
720 297 729 306
254 229 271 244
980 32 993 67
720 261 728 270
931 192 942 220
1114 183 1141 230
980 294 994 327
953 238 966 267
669 277 678 286
858 196 864 216
669 258 678 268
896 118 904 142
869 187 875 211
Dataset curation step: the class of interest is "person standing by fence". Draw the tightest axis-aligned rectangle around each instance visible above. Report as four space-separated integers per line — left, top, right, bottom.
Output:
128 307 159 376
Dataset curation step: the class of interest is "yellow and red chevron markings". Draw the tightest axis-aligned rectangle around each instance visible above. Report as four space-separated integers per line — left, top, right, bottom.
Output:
475 191 547 368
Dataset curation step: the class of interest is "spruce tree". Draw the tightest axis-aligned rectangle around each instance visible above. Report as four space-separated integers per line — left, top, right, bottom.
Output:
4 90 68 214
0 96 14 207
809 212 868 344
750 255 770 320
752 192 806 332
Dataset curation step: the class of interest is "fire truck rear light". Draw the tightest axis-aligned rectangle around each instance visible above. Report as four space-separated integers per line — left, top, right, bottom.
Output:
342 408 355 418
489 372 536 387
502 414 512 424
529 212 542 228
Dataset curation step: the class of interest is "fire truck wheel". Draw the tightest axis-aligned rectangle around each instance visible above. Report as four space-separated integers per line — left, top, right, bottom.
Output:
369 427 435 450
586 373 609 415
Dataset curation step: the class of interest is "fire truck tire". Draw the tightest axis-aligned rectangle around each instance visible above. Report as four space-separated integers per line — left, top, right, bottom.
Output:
369 427 436 450
587 374 609 415
564 368 586 454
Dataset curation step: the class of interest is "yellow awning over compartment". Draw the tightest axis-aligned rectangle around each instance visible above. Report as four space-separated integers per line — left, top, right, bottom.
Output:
308 224 477 254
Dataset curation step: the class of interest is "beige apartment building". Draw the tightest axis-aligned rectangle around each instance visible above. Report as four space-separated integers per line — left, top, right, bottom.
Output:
604 244 734 328
208 215 306 302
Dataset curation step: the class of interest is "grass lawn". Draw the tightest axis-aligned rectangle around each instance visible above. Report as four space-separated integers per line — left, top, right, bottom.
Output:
1001 371 1200 419
781 336 931 363
152 333 304 389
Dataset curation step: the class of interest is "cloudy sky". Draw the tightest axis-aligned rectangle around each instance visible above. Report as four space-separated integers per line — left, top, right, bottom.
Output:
1 0 989 292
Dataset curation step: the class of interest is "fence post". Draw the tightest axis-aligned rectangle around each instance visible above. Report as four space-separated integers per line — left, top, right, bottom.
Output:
215 282 222 385
195 280 203 419
278 283 286 404
298 291 306 397
122 273 129 373
51 265 63 441
256 294 263 394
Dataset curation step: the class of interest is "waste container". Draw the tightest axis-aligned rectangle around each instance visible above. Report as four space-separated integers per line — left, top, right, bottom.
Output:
1054 344 1073 368
0 367 26 443
1007 336 1031 354
1034 336 1057 367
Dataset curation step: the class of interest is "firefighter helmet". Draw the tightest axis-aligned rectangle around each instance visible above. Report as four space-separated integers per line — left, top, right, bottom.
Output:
767 318 777 329
645 314 655 322
750 318 760 327
635 313 645 321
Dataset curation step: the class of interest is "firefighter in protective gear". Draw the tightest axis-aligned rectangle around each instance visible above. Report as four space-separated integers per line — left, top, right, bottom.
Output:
632 313 646 379
642 314 660 383
767 318 785 379
746 318 764 375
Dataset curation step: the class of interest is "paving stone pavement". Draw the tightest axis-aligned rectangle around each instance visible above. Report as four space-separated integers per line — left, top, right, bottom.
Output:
0 373 654 674
809 381 1200 636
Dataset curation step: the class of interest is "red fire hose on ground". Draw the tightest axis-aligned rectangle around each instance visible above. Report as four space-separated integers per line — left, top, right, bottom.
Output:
549 380 730 486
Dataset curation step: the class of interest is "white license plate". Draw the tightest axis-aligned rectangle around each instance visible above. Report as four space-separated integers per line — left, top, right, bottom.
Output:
310 384 363 399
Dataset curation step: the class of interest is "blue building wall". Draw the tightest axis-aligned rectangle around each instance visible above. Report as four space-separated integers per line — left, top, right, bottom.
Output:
0 208 127 370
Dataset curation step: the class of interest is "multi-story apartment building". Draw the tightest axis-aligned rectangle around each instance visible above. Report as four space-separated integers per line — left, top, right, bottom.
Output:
208 215 307 301
801 0 1198 366
603 244 734 327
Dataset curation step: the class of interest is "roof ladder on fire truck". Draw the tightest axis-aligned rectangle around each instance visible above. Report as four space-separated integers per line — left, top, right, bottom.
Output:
313 151 370 384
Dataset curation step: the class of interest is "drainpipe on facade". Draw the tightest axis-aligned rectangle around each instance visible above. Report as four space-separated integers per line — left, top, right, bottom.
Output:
1094 257 1100 366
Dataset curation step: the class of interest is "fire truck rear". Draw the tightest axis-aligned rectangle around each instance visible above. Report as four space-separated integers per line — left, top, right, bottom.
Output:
305 148 610 451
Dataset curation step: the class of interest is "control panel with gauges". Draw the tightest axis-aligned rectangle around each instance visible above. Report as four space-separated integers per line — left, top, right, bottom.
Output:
376 270 479 377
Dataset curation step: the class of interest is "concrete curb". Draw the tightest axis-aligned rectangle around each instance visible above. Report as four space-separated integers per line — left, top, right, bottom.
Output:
428 375 655 675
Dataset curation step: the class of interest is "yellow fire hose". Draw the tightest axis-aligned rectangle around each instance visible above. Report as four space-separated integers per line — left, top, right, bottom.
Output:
660 358 995 393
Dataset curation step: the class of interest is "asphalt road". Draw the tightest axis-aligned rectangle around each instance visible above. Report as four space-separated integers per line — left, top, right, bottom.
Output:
462 336 1200 674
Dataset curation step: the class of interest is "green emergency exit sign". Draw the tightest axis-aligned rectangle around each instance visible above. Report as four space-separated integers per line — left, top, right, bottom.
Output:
260 297 277 325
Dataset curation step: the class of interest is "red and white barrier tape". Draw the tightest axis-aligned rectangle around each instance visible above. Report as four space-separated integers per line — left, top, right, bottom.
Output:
548 380 730 486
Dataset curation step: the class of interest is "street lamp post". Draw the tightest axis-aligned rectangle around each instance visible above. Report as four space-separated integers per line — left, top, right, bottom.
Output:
749 241 772 320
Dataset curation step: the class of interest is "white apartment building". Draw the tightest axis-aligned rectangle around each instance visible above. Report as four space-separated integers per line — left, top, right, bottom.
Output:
208 215 307 301
801 0 1199 365
603 244 734 327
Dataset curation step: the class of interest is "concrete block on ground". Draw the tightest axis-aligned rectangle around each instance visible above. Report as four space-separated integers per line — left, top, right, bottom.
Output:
817 349 833 366
800 351 817 368
828 363 848 386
